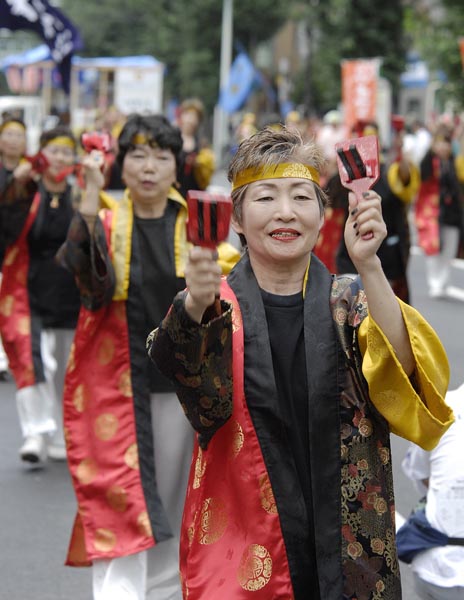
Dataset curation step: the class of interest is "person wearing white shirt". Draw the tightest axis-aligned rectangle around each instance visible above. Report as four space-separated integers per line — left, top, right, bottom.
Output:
402 383 464 599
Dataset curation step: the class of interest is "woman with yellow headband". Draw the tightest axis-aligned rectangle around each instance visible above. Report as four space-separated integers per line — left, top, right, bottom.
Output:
148 126 452 600
0 117 27 379
0 117 27 172
56 113 239 600
0 125 80 467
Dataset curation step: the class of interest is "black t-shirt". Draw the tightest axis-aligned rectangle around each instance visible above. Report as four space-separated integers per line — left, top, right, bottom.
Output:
27 186 81 328
135 205 184 392
261 288 320 598
261 289 311 506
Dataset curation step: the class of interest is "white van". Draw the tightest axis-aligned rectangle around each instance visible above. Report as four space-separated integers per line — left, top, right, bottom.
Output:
0 95 45 154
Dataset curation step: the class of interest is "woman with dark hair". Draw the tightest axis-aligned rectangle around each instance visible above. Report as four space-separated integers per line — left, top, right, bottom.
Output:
0 124 81 465
176 98 215 198
57 113 239 599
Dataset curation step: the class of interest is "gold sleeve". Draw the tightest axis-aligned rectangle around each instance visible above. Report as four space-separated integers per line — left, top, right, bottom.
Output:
358 300 453 450
193 148 215 190
455 155 464 183
386 161 420 204
217 242 241 274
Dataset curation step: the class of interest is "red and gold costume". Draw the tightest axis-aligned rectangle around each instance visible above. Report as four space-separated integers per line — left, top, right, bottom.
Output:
148 253 452 599
57 189 240 566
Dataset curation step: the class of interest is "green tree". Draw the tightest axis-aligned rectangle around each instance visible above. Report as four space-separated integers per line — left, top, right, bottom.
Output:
61 0 287 112
404 0 464 111
291 0 407 115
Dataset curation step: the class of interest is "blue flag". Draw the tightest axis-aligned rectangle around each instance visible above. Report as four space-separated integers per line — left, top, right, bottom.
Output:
0 0 83 93
219 52 259 114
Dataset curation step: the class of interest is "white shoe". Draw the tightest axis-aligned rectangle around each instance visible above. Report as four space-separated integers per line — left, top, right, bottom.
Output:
19 434 46 464
428 288 445 299
47 443 67 461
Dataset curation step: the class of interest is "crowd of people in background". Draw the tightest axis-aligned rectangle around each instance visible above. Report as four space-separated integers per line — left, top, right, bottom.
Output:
1 98 464 600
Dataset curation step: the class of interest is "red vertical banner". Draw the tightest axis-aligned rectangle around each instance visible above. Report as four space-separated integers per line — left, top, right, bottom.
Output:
460 38 464 71
341 59 380 134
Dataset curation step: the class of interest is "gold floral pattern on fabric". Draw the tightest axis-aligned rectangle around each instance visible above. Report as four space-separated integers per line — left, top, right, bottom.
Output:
106 485 128 512
193 447 206 489
357 417 373 438
94 413 119 441
258 473 277 514
93 528 117 553
72 383 89 413
124 443 139 470
15 266 27 286
229 420 244 459
82 314 95 331
17 315 30 335
112 301 126 321
187 509 199 547
118 369 132 397
76 457 98 485
67 343 76 372
231 306 242 333
237 544 273 591
331 275 401 598
197 497 228 545
137 511 153 537
0 295 14 317
97 336 115 366
370 537 385 555
3 246 19 267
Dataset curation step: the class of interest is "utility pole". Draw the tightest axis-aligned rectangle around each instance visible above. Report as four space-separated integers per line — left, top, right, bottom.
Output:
213 0 233 168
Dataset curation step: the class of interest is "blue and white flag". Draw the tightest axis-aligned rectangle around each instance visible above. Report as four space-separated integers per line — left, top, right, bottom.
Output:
0 0 83 93
219 52 259 114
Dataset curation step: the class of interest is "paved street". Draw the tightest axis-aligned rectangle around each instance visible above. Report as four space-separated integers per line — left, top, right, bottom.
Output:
1 235 463 599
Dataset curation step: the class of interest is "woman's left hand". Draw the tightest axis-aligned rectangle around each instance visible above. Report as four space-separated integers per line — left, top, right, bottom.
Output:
344 190 387 272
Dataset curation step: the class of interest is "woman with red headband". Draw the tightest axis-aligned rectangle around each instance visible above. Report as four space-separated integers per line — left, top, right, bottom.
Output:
0 124 80 466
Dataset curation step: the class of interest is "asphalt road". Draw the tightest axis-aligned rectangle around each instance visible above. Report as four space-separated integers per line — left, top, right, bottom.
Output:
1 242 463 599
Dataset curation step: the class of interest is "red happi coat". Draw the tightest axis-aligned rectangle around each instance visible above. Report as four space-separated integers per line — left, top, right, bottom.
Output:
64 207 155 565
179 279 295 598
0 192 40 388
415 156 440 256
62 190 240 566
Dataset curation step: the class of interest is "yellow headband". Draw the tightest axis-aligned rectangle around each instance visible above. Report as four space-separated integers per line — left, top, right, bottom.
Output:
131 133 158 147
44 136 75 149
232 162 320 191
0 121 26 134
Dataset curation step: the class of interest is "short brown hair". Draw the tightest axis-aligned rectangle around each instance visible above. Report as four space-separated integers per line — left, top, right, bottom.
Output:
179 98 205 122
228 126 328 225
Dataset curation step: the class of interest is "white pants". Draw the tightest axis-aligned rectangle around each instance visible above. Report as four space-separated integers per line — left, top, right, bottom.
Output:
16 329 74 443
92 391 194 600
424 225 460 294
0 274 8 372
414 573 464 600
0 335 8 372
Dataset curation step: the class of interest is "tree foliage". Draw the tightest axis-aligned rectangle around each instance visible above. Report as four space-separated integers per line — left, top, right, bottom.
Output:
60 0 463 116
403 0 464 110
291 0 407 115
60 0 287 111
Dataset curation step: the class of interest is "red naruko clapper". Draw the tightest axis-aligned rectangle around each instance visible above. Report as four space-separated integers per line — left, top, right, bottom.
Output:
186 190 232 249
335 134 380 240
